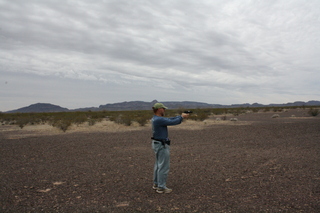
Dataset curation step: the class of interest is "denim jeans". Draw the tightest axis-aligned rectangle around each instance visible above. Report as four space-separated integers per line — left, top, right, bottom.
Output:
152 141 170 189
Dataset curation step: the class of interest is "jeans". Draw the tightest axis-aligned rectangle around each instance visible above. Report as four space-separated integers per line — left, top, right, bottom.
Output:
152 141 170 189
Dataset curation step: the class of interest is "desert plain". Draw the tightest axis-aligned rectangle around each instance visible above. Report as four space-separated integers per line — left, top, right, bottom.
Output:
1 109 319 212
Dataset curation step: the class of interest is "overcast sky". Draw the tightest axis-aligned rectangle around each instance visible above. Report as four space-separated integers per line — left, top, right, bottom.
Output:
1 0 319 111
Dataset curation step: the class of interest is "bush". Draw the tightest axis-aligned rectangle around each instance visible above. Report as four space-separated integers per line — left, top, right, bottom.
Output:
135 115 150 126
53 119 72 132
16 117 29 129
252 108 260 113
308 108 319 116
111 114 133 126
73 114 88 126
14 113 44 129
191 111 209 121
121 114 133 126
48 112 73 132
88 119 96 126
263 108 270 112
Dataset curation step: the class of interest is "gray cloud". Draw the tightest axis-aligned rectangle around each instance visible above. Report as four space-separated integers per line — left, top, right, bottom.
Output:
0 0 319 111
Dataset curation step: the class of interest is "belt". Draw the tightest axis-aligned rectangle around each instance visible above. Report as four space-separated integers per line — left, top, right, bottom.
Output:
151 137 171 146
151 137 166 142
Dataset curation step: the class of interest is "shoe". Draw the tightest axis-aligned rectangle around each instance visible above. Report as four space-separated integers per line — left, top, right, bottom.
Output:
152 184 158 190
156 187 172 194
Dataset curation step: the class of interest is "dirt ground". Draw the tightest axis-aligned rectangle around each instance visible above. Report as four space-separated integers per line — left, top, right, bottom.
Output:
1 109 320 212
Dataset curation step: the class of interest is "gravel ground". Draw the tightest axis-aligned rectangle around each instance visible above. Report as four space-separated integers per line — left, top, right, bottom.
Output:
1 110 320 212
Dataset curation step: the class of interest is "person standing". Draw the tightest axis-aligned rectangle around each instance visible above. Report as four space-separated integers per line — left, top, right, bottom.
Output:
151 103 189 194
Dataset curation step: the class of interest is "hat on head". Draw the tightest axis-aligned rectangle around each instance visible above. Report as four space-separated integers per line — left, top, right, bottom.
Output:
153 102 168 109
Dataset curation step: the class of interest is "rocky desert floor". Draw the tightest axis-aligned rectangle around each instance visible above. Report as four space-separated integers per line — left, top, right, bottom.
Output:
1 109 320 212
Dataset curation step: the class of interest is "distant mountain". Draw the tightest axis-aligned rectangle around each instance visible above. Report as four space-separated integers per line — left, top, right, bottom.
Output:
4 100 320 113
268 101 320 107
98 100 219 111
6 103 69 113
98 100 158 111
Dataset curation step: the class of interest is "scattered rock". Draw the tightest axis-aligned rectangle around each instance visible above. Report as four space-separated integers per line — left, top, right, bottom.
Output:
115 201 130 207
37 188 51 193
53 181 65 186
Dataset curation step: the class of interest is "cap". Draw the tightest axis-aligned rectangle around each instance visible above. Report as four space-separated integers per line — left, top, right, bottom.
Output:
153 102 168 109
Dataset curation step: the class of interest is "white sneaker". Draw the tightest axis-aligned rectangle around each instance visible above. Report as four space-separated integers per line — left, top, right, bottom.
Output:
156 187 172 194
152 184 158 190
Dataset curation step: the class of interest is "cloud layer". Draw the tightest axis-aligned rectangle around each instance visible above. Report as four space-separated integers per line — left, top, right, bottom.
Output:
1 0 319 111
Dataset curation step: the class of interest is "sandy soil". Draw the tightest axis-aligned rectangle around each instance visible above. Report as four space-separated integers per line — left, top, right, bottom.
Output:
1 109 319 212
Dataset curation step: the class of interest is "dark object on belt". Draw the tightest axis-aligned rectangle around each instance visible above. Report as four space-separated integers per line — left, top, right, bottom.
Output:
151 137 171 146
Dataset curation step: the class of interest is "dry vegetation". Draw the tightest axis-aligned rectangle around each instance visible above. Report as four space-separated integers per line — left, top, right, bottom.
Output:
1 106 318 133
1 108 320 212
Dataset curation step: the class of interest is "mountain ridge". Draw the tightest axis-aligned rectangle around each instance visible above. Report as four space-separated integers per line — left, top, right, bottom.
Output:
4 100 320 113
5 103 69 113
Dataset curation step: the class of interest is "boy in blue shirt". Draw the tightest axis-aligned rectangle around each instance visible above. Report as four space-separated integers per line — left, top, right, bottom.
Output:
151 103 189 193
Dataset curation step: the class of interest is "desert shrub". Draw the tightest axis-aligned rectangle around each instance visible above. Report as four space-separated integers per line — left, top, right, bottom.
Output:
111 113 133 126
108 115 116 122
118 118 130 126
90 112 106 120
121 114 133 126
192 111 209 121
271 107 285 112
230 108 247 116
135 116 148 126
232 110 240 116
12 113 43 128
73 114 88 125
112 115 122 124
48 112 73 132
221 115 227 120
308 108 319 116
210 109 220 115
263 107 270 112
108 113 121 123
108 110 151 127
52 119 72 132
0 112 4 123
88 119 96 126
135 114 150 126
252 108 260 113
163 109 176 117
213 108 227 115
16 117 30 129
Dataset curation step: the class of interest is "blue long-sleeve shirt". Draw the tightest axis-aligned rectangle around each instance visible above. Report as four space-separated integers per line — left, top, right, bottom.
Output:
151 115 183 140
